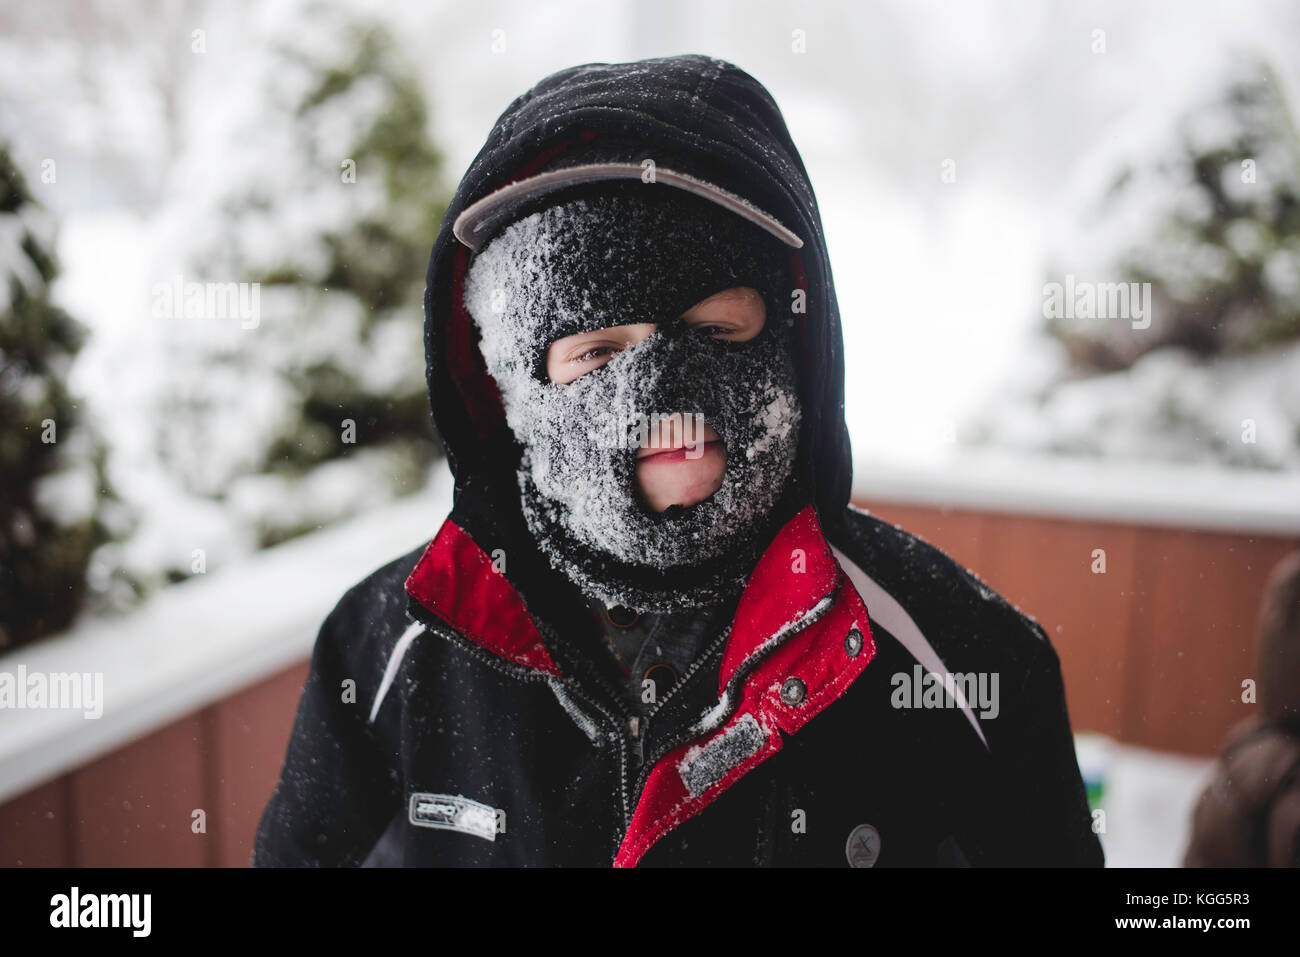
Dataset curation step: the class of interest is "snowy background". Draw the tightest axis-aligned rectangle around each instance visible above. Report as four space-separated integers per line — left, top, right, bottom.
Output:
3 0 1298 872
2 0 1298 636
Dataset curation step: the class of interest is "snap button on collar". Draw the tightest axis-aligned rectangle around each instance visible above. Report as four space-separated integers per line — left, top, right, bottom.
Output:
845 627 864 658
780 677 807 706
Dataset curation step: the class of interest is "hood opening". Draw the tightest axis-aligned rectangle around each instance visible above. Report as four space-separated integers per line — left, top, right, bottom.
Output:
424 57 853 581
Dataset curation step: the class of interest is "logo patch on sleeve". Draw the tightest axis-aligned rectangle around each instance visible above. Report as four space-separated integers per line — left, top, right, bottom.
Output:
408 793 498 842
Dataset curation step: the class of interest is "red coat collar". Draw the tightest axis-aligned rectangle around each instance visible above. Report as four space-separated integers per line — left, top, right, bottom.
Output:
403 518 561 676
404 505 841 682
717 506 842 694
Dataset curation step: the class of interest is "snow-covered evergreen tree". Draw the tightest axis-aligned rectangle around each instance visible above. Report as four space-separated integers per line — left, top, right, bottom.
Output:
0 144 118 648
969 58 1300 469
148 8 449 566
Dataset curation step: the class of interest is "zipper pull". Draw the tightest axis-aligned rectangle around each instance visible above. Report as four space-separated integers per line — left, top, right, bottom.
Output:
629 716 645 767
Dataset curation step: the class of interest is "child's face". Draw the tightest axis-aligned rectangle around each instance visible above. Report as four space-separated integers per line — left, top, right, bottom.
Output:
544 286 766 513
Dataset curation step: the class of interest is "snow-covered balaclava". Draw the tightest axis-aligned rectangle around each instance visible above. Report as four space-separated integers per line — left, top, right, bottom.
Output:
462 180 803 612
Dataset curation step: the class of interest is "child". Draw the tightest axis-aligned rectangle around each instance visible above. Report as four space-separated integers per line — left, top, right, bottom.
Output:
254 54 1103 867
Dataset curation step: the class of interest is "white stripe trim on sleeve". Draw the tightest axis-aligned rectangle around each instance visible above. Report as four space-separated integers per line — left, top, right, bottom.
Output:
369 619 427 724
830 545 990 751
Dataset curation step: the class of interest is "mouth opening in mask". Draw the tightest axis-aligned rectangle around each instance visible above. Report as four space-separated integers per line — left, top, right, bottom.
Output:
634 413 726 513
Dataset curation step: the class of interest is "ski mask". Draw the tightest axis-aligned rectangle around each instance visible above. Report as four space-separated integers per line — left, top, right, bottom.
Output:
462 179 804 612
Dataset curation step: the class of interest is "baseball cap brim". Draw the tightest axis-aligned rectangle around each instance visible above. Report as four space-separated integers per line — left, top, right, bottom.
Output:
453 162 804 252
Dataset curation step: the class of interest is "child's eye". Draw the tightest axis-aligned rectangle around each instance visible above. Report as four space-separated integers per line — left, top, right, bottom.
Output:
573 345 618 363
691 323 738 338
546 323 657 384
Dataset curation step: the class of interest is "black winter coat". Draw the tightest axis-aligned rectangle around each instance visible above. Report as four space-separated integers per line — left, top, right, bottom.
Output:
254 54 1104 868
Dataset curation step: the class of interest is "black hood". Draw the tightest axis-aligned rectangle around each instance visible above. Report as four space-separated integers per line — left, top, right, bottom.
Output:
421 53 851 612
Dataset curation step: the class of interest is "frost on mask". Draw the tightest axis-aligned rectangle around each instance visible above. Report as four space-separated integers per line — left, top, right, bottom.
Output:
461 181 804 612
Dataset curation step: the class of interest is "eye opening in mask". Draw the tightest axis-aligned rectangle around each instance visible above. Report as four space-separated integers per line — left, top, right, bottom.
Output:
543 284 768 384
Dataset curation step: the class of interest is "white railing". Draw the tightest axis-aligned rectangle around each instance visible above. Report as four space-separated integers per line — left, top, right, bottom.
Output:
853 449 1300 536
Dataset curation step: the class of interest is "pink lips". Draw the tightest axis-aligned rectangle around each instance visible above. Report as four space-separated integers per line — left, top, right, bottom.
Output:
634 419 727 512
636 439 725 465
636 418 723 464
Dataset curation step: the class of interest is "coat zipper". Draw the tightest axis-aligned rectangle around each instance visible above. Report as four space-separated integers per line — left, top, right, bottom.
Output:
531 617 648 831
629 716 644 768
630 583 840 802
624 623 733 801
